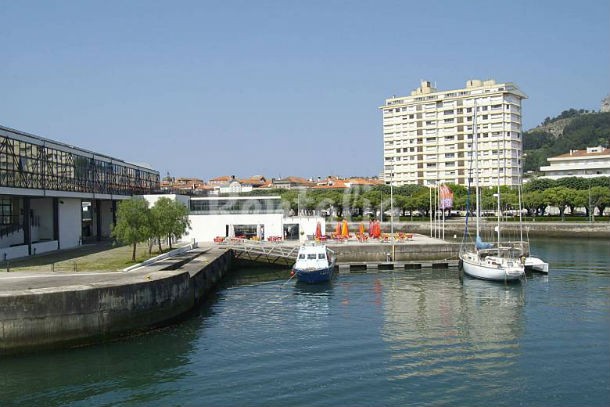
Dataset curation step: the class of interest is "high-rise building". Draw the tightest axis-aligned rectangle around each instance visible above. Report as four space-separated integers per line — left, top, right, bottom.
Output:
381 79 527 187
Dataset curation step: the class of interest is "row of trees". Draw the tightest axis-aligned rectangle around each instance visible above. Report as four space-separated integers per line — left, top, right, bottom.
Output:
112 197 190 261
248 177 610 221
110 178 607 261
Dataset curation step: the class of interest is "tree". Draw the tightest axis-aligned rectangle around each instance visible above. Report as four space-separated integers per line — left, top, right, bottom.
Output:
557 177 588 190
543 187 574 221
524 178 556 192
112 198 151 261
522 190 545 216
412 190 431 217
590 186 610 218
573 190 590 217
150 197 191 251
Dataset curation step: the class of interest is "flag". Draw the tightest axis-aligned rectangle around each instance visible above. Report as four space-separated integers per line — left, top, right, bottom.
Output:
439 184 453 209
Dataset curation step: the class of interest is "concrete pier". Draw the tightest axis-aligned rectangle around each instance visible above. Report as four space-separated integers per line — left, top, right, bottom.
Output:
0 247 232 355
338 260 458 273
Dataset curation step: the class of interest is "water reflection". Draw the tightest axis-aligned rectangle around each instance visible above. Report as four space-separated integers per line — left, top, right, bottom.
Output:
459 277 525 342
291 281 334 327
381 270 525 383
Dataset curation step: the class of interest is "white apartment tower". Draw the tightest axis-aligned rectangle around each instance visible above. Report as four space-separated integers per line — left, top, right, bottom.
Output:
381 79 527 187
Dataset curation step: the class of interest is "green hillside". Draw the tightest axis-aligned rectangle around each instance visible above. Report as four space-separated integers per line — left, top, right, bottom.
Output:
523 110 610 174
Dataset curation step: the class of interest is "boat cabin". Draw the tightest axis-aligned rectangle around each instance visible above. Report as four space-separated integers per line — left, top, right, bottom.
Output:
294 244 334 270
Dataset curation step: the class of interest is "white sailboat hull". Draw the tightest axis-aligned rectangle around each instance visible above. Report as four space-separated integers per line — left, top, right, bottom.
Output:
461 252 525 282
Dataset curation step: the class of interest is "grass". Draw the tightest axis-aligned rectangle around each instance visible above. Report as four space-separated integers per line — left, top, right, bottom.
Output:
5 241 169 273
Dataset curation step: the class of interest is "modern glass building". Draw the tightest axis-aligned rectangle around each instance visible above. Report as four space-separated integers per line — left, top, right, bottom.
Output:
0 124 160 259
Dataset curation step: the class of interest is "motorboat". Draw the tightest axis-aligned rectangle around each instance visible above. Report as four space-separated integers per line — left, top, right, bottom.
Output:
292 243 336 284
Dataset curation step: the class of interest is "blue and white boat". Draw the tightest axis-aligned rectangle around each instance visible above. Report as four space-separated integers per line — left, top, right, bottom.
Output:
293 243 336 284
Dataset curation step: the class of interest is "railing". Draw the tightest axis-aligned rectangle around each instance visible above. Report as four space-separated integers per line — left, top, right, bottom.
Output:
219 238 299 263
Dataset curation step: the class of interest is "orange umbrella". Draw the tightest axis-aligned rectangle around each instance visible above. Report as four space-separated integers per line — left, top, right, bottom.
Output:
359 223 365 235
335 222 341 236
341 219 349 237
315 222 322 239
373 220 381 238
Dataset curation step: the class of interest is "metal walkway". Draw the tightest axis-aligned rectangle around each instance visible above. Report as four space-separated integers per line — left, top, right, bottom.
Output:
219 238 299 266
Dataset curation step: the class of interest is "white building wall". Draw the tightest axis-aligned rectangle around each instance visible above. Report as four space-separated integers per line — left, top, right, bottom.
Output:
183 213 284 242
99 200 114 238
540 152 610 179
0 230 24 249
289 216 326 242
59 198 82 249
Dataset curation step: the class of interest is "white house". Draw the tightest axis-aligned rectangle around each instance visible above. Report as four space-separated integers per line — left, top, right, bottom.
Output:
540 146 610 179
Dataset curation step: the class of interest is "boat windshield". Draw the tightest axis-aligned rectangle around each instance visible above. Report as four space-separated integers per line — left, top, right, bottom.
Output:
307 254 316 259
318 254 326 259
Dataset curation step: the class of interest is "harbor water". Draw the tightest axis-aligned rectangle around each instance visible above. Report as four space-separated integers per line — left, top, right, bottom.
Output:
2 237 609 406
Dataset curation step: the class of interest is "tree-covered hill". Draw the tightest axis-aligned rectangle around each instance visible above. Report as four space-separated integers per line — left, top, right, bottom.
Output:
523 110 610 174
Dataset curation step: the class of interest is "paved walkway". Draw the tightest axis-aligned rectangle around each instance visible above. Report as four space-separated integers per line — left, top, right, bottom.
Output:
0 242 216 295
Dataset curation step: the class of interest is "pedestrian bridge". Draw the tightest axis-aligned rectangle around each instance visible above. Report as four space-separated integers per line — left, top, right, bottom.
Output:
219 238 299 266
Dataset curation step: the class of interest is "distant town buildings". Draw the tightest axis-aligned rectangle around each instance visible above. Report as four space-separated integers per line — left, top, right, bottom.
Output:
539 146 610 179
160 174 382 195
381 79 527 187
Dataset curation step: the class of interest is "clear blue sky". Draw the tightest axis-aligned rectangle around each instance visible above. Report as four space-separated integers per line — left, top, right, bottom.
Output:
2 0 608 180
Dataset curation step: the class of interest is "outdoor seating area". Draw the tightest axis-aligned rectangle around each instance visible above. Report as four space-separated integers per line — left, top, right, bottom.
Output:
317 220 414 243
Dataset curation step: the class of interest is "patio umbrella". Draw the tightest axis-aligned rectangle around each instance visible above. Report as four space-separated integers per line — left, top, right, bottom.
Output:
341 219 349 237
373 221 381 238
359 223 365 236
335 222 341 236
315 222 322 239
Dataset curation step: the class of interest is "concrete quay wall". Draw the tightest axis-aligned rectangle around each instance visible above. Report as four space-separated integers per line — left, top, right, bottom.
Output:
329 242 460 262
0 248 231 355
394 221 610 238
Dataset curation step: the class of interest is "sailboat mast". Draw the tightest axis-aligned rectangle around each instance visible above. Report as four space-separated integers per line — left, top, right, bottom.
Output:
518 176 524 243
497 139 501 251
474 99 480 240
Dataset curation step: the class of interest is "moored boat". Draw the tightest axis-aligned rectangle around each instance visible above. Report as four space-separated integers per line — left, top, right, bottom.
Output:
459 99 525 283
523 256 549 273
292 243 336 284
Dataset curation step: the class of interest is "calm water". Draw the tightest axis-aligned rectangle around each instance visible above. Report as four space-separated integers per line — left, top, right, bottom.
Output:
2 238 609 407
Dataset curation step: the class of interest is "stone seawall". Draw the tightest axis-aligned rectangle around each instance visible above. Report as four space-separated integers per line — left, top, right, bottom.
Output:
383 221 610 239
0 248 232 355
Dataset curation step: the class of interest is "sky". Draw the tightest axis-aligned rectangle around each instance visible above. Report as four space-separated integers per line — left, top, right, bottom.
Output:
2 0 609 181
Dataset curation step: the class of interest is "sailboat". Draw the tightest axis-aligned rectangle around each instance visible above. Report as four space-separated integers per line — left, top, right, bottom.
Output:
459 100 525 282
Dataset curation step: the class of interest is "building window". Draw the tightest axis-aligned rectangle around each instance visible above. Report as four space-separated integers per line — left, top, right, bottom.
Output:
0 198 13 225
